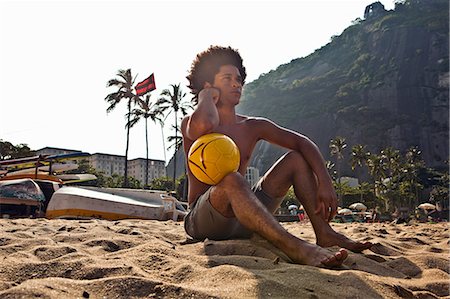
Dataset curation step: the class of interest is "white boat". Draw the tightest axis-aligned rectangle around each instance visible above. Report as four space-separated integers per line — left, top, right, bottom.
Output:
46 186 187 221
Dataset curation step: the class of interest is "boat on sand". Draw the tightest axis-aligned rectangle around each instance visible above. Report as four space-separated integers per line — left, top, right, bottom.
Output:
46 186 186 221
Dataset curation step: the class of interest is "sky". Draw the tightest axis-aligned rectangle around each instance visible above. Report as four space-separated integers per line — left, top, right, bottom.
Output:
0 0 395 164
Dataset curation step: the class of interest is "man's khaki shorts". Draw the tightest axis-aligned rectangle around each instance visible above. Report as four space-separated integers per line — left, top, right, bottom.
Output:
184 180 275 240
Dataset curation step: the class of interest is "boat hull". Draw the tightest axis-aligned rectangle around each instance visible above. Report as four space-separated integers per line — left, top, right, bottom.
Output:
46 187 182 221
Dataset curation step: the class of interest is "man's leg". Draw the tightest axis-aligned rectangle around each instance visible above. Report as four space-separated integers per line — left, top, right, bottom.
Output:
208 172 348 267
258 151 372 252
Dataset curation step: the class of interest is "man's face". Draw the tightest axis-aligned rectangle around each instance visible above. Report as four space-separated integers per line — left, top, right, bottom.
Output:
211 64 243 105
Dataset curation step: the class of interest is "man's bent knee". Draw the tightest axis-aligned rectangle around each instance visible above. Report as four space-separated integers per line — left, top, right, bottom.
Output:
284 150 307 165
211 172 251 218
279 151 313 174
217 172 248 189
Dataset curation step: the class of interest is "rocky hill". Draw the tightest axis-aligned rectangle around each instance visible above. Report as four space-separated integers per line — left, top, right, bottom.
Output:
168 0 449 179
237 0 449 175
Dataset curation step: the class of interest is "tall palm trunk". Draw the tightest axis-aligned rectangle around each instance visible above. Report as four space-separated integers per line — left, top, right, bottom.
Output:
337 158 342 205
145 117 149 187
124 100 131 188
173 110 178 190
160 124 167 164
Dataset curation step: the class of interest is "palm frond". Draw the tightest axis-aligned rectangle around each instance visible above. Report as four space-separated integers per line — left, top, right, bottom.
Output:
166 135 183 151
180 106 190 116
106 78 124 87
160 89 171 97
105 91 125 113
106 102 119 113
105 91 124 101
125 115 141 129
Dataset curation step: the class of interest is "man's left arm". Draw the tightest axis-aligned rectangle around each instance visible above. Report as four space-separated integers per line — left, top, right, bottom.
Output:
254 118 337 221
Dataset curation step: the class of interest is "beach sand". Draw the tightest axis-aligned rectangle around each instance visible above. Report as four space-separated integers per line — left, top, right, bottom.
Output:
0 218 448 298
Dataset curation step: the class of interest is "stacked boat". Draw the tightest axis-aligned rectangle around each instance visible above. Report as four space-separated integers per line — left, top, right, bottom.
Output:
46 186 186 221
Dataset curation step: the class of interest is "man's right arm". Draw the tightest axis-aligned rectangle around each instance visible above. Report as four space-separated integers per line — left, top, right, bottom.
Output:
185 87 220 141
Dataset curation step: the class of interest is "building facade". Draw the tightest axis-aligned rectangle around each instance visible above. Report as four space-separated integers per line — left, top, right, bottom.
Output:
37 147 167 186
88 153 126 177
245 166 260 187
128 158 166 186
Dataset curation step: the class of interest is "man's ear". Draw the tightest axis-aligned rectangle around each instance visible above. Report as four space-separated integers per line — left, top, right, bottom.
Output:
203 82 212 89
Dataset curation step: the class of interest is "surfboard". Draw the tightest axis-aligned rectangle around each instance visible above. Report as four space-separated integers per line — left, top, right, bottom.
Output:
0 152 90 176
0 173 64 183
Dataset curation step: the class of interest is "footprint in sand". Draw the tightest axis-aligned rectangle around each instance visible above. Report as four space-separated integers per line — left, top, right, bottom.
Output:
84 240 135 252
369 242 402 256
33 246 77 261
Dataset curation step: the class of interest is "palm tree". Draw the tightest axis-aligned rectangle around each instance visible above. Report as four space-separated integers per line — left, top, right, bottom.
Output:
158 84 193 188
350 144 368 171
357 181 373 202
403 146 425 208
166 124 183 152
350 144 369 201
105 69 138 187
325 160 336 181
381 147 401 178
126 94 164 187
159 113 171 164
329 136 347 204
167 122 189 201
378 147 402 208
366 153 388 210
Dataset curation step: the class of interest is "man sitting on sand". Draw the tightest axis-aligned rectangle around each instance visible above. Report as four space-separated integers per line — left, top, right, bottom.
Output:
181 46 372 267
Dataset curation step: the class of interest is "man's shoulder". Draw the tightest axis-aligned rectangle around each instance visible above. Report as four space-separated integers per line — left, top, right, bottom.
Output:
181 116 191 137
181 115 192 127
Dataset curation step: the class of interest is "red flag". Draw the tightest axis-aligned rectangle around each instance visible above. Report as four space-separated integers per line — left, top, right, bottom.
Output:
135 73 156 96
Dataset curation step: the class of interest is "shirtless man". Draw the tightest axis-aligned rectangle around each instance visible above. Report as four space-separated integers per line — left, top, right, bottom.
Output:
181 46 372 267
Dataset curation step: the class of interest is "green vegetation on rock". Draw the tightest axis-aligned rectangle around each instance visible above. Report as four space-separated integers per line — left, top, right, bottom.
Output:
238 0 449 174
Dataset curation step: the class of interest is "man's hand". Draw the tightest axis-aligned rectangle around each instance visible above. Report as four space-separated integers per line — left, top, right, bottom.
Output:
199 84 220 105
314 183 338 222
186 85 221 140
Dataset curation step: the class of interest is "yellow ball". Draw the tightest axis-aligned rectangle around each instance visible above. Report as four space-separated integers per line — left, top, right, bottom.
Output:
188 133 240 185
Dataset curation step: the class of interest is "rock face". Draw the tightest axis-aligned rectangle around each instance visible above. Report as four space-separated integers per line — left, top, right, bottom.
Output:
169 0 448 180
237 0 449 175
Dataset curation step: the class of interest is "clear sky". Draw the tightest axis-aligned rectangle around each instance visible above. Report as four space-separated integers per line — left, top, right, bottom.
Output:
0 0 395 164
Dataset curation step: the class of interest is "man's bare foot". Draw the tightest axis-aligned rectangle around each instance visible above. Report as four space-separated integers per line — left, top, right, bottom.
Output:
284 238 348 268
315 247 348 268
316 229 372 253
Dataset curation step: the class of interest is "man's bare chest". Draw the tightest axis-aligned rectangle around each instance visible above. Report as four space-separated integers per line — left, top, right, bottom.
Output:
214 125 257 167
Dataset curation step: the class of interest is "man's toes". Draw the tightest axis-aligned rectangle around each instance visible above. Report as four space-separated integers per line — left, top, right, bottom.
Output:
338 249 348 260
321 255 336 265
321 250 347 267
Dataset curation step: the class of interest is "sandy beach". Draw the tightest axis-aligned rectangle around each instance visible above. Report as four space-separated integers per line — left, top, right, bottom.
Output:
0 218 448 298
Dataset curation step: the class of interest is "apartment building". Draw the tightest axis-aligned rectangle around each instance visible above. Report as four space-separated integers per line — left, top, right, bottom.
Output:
245 166 260 187
36 147 167 185
128 158 166 185
89 153 126 177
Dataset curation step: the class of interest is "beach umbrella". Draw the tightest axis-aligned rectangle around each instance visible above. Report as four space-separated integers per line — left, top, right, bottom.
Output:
338 208 352 215
418 203 436 210
349 202 367 211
